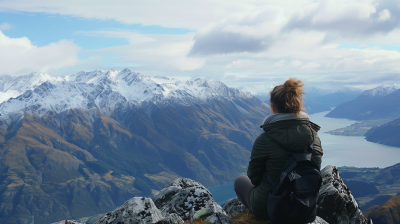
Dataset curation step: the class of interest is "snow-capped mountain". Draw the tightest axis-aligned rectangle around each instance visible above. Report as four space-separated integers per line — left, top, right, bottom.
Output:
0 69 253 117
361 84 400 97
0 72 62 104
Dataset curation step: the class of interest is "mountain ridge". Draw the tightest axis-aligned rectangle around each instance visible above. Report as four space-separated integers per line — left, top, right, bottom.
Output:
326 84 400 120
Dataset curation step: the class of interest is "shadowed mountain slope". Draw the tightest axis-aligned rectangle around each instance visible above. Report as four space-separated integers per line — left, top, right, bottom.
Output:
326 85 400 120
365 194 400 224
365 118 400 147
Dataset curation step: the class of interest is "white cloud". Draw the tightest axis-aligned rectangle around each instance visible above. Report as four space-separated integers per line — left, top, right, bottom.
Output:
1 0 400 87
0 22 11 30
378 9 391 22
0 31 80 75
82 31 205 72
225 59 257 69
0 0 277 29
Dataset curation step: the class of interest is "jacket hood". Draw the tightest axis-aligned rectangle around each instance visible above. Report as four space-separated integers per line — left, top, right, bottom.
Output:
262 119 321 153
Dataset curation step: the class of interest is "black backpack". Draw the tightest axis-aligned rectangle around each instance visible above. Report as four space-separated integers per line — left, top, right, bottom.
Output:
265 133 322 224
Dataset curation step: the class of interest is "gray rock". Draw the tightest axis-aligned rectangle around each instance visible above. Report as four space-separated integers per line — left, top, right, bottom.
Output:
222 197 248 217
309 216 329 224
153 178 226 221
317 165 373 224
155 213 184 224
204 212 234 224
95 197 164 224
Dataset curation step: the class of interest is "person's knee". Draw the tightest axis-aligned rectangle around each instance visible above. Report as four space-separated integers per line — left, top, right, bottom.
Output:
234 175 248 189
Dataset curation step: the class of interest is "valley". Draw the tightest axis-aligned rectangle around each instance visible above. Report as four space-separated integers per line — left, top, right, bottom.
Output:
1 70 400 223
325 119 391 136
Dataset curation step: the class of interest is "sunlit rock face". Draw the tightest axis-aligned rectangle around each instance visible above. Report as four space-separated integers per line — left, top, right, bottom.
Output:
317 165 373 224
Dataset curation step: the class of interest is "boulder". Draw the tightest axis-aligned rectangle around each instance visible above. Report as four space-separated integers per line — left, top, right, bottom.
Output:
317 165 373 224
95 197 164 224
222 198 249 217
152 178 227 221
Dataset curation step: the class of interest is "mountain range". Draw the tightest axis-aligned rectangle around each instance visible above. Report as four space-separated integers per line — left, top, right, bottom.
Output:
325 84 400 120
0 69 269 224
238 84 362 114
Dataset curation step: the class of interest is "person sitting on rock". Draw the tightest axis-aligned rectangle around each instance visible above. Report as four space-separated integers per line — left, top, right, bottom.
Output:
234 77 324 220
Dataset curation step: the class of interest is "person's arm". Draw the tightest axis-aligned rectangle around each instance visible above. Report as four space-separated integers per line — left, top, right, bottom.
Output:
247 134 268 186
312 133 323 167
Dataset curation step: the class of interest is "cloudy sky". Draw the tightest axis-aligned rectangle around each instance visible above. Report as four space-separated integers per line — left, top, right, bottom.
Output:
0 0 400 89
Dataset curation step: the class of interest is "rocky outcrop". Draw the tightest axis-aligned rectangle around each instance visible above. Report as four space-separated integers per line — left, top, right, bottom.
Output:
88 166 374 224
94 197 164 224
317 165 373 224
152 178 229 221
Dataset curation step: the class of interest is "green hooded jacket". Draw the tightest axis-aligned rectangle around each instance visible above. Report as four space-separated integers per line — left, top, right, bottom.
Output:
248 119 323 219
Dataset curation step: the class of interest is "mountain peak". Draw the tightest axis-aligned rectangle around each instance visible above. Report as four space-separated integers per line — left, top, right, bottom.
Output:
361 83 400 97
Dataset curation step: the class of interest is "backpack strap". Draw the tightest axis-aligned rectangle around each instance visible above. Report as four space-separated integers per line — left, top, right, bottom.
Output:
264 131 318 191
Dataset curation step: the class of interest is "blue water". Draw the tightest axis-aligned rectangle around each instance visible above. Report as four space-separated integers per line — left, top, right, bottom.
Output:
208 110 400 205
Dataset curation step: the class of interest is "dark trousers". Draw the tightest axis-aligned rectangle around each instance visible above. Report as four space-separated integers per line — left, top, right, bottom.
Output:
234 175 255 211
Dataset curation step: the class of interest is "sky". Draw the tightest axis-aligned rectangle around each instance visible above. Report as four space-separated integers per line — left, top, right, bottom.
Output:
0 0 400 89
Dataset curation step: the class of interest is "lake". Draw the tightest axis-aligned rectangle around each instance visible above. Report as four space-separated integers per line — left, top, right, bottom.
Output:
208 110 400 205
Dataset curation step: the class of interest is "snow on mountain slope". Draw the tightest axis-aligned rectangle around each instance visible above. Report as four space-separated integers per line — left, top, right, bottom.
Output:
0 69 253 116
0 72 62 104
361 84 400 97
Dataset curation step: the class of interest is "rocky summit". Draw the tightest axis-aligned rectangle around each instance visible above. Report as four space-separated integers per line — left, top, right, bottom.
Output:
317 166 373 224
59 165 372 224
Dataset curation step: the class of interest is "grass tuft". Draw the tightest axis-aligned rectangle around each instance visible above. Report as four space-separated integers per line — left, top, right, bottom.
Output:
232 211 270 224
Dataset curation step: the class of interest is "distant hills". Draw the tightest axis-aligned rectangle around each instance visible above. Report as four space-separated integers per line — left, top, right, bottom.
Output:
326 84 400 120
0 69 269 224
365 118 400 147
365 194 400 224
238 85 362 114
